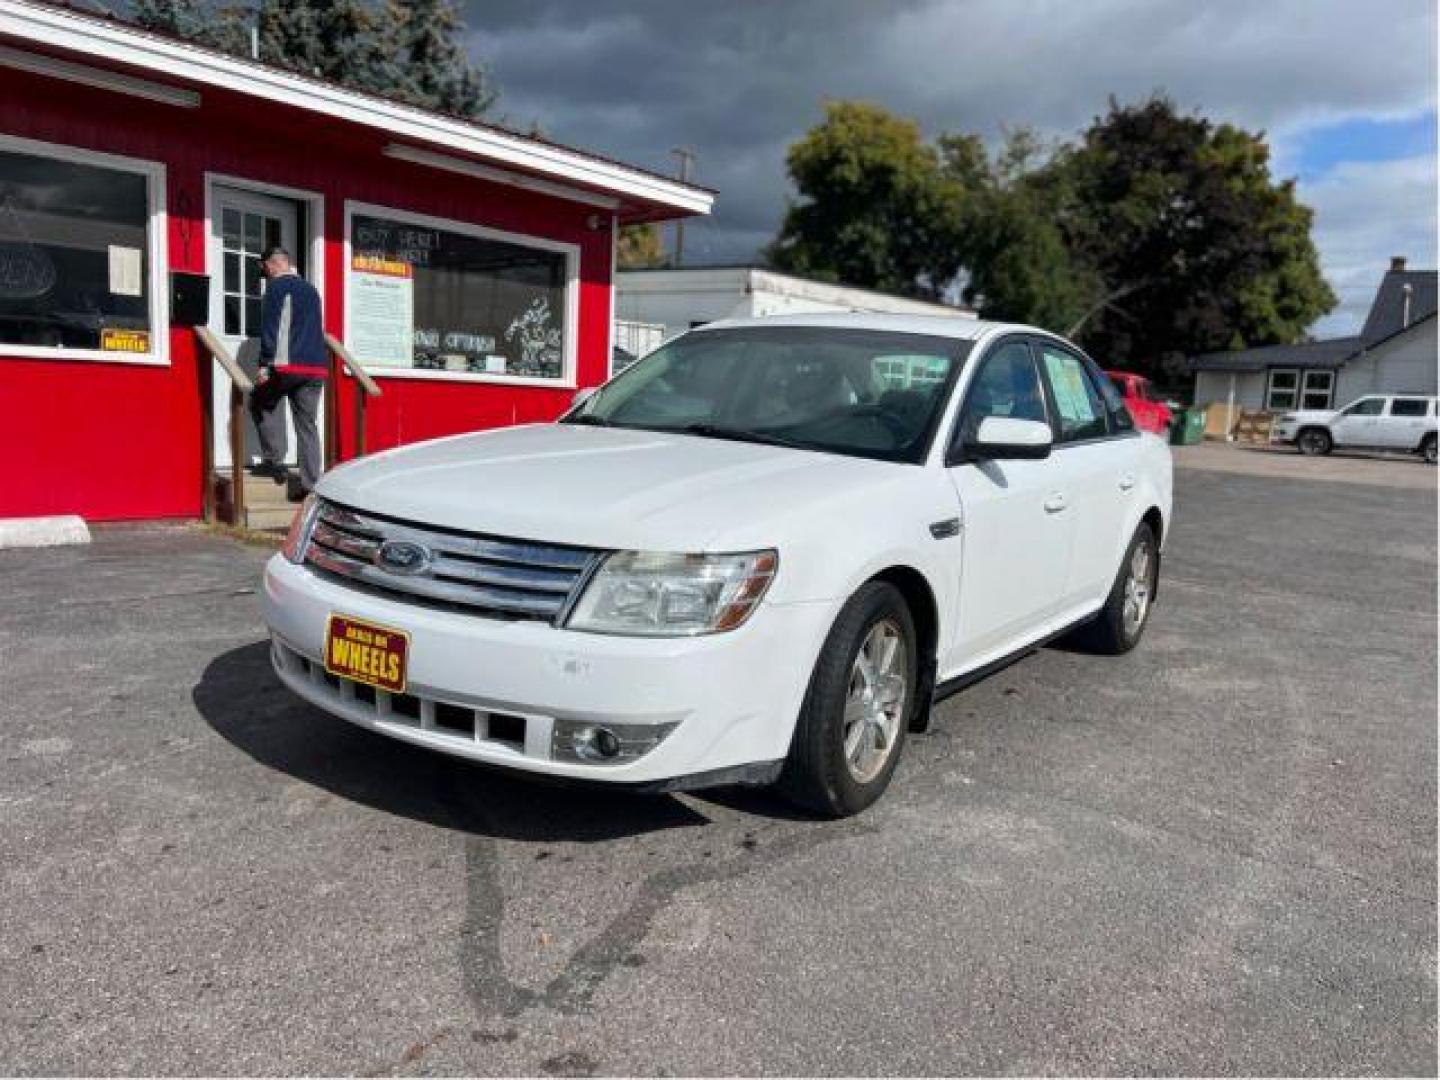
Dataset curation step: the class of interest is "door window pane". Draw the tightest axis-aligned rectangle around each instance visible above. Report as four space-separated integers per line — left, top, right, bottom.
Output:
1039 345 1109 441
955 341 1047 448
350 211 572 380
0 145 154 353
1390 398 1429 417
1343 398 1385 417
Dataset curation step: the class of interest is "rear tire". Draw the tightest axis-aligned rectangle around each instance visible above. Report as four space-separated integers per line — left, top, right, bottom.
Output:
778 582 918 817
1421 434 1437 465
1297 427 1332 456
1074 522 1159 655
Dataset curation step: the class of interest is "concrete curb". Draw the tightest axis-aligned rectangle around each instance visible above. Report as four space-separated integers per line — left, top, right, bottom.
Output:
0 515 92 550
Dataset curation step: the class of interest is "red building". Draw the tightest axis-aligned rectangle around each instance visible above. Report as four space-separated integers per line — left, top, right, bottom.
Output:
0 0 711 522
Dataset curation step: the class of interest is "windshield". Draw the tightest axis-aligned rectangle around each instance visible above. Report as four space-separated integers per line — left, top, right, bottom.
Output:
564 327 971 464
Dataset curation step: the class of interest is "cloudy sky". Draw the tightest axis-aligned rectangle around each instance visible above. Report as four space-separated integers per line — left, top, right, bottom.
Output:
467 0 1436 337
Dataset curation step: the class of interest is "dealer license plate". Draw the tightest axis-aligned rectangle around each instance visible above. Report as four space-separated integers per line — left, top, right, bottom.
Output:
324 614 410 693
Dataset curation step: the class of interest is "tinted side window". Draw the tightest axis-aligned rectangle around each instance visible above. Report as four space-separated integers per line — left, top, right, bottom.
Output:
1089 358 1136 433
1344 398 1385 417
1390 398 1429 417
953 341 1048 448
1038 345 1110 442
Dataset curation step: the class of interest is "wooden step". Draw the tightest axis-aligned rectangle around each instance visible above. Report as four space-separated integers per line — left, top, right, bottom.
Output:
213 471 301 531
245 505 300 532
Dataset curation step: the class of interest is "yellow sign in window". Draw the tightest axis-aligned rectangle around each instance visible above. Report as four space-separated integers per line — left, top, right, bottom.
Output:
100 329 152 354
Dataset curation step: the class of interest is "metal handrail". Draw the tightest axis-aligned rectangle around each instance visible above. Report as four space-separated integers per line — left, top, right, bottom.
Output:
193 326 251 525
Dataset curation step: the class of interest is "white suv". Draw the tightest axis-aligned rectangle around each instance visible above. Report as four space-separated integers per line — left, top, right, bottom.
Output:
1272 394 1438 464
263 316 1173 816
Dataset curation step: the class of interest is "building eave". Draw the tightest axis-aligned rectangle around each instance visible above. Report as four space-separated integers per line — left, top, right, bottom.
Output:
0 0 714 221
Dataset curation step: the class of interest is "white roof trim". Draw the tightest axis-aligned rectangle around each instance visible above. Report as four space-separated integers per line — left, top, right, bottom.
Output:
383 143 619 211
0 42 199 106
0 0 714 217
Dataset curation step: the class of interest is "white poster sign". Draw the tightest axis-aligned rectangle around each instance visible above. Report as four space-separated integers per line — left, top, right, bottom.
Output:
108 245 142 297
349 255 414 367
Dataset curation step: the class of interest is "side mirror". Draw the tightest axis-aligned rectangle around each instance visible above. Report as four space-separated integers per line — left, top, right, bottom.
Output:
965 416 1053 461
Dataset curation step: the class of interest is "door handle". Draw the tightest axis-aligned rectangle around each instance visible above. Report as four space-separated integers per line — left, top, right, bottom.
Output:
1119 474 1136 492
1043 493 1068 514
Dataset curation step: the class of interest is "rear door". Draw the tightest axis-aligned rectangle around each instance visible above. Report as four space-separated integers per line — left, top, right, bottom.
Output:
944 337 1072 668
1033 340 1139 618
1381 397 1431 449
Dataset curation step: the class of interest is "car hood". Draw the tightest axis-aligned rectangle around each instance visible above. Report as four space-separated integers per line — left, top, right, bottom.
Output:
1279 409 1336 423
316 422 906 551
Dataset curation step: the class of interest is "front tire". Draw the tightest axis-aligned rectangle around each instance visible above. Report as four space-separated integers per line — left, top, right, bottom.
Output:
1297 427 1332 456
779 582 917 817
1075 521 1159 655
1421 434 1437 465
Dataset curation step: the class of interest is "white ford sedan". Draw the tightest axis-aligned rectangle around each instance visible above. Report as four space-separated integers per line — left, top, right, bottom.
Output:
263 315 1173 816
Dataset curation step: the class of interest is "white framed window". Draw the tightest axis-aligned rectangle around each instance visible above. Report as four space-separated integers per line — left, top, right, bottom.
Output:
1300 369 1334 410
343 200 580 387
0 132 167 365
1265 368 1299 410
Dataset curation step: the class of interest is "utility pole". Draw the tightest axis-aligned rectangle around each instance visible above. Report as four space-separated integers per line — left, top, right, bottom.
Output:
670 146 695 268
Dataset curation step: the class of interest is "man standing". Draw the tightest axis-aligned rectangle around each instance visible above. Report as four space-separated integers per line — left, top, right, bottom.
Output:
250 245 327 499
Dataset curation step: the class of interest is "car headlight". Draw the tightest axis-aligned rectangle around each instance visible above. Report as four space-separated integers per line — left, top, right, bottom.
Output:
565 550 778 636
281 494 321 564
1279 413 1297 423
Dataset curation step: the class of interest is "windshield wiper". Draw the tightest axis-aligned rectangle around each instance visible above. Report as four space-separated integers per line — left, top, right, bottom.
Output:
561 413 611 427
673 423 811 451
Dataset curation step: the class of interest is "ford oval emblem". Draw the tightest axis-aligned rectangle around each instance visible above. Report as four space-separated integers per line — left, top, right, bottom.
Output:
375 540 432 576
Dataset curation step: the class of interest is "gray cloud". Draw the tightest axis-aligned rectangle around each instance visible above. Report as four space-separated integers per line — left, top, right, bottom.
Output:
466 0 1436 332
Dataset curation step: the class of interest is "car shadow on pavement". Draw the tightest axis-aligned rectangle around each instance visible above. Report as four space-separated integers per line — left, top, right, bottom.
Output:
193 640 733 842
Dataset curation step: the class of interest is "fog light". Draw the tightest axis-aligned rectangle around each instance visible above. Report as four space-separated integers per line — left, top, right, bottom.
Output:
551 718 679 765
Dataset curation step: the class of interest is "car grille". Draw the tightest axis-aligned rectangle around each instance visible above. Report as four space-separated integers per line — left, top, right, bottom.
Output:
303 499 604 623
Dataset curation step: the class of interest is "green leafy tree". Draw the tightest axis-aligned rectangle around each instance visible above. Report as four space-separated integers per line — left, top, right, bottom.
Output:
618 223 667 270
941 129 1101 335
766 101 962 300
1038 98 1334 371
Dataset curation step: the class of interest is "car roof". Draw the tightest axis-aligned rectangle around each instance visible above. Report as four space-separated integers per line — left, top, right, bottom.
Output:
689 312 1040 342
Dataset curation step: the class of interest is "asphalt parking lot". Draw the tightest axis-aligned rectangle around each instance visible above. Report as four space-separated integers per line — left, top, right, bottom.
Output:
2 449 1434 1076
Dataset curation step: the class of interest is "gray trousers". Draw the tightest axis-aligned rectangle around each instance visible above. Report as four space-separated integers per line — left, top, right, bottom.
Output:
249 373 323 491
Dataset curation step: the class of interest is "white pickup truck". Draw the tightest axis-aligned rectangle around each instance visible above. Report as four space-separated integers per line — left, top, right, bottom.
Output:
263 315 1173 816
1271 394 1438 463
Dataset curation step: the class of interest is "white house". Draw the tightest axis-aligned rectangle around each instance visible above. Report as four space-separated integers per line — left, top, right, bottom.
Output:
615 265 975 353
1191 257 1438 414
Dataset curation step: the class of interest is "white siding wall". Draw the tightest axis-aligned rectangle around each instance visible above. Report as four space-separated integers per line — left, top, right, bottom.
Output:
1335 319 1438 404
1194 370 1266 408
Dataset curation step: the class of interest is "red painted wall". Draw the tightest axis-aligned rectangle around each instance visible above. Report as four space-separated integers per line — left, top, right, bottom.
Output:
0 64 616 521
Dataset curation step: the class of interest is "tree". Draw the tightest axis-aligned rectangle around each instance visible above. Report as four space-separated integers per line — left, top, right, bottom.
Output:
128 0 495 118
1040 98 1334 371
128 0 253 54
766 102 962 300
617 224 667 270
383 0 494 118
941 130 1101 336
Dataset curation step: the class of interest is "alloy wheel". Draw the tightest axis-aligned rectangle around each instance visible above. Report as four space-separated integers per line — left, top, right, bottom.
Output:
1122 538 1153 638
842 619 909 784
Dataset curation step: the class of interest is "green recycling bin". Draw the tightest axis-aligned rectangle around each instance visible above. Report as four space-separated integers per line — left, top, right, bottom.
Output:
1170 406 1206 446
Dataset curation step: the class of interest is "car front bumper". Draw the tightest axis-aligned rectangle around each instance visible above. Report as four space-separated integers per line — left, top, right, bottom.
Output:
261 554 837 785
1269 421 1298 444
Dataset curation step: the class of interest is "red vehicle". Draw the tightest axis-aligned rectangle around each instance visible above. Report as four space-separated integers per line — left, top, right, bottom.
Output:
1106 371 1174 434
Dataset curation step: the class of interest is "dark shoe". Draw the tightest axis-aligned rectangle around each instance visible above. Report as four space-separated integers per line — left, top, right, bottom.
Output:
286 475 310 502
247 461 289 484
